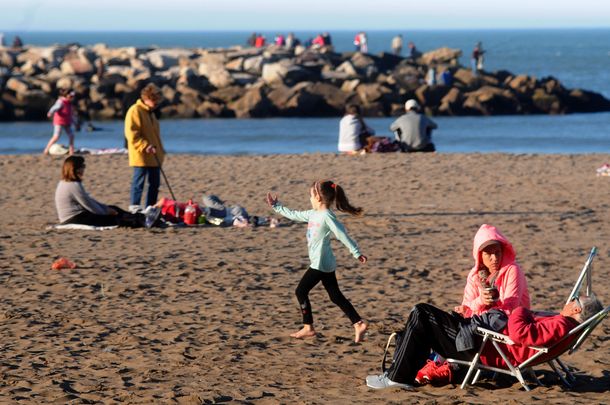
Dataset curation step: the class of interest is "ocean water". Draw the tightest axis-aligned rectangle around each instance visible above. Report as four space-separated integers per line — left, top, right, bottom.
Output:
2 113 610 155
1 29 610 155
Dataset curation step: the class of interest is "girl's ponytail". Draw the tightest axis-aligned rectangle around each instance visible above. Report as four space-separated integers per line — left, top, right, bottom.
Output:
314 180 363 216
334 184 363 216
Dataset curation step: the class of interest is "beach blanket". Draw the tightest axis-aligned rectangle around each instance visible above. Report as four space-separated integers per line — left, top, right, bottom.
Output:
46 224 118 231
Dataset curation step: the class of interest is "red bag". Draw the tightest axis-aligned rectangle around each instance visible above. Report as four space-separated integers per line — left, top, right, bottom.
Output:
160 198 202 223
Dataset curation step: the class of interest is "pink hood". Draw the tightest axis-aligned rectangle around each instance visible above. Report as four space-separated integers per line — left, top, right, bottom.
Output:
461 224 530 316
472 223 516 273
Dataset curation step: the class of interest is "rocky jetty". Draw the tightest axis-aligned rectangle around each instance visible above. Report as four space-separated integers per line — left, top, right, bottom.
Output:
1 43 609 120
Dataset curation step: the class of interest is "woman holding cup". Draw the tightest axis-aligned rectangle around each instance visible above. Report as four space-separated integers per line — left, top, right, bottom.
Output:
455 224 531 317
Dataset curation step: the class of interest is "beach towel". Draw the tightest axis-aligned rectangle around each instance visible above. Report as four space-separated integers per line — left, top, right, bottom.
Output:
46 224 118 230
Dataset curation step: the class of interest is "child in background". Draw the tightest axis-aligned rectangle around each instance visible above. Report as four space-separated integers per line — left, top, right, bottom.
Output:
266 179 368 343
44 89 77 155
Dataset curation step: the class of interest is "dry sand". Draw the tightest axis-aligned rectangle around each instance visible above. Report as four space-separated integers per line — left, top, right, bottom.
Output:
0 152 608 404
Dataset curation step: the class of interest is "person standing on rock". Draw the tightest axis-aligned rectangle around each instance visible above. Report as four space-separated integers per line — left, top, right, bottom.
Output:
390 99 437 153
43 88 77 155
471 42 485 76
124 83 165 211
391 34 403 55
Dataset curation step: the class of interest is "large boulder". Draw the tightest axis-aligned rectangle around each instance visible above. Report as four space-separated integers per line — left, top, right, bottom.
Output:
420 47 462 66
145 49 193 70
463 85 520 115
196 100 234 118
453 68 478 88
438 87 465 115
228 84 273 117
356 83 392 104
565 89 610 113
243 55 265 74
308 82 353 114
261 61 317 86
531 88 563 114
415 84 451 110
198 62 234 88
267 82 329 116
506 74 537 94
209 86 245 103
60 50 94 75
6 77 29 93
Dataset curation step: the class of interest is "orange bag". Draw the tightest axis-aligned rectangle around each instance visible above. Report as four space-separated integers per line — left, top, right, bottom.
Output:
51 257 76 270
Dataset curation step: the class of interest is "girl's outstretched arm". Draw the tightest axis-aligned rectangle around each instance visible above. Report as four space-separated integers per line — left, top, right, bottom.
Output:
266 192 312 223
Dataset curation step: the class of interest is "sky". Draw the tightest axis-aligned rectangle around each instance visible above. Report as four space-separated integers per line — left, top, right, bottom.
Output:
1 0 610 31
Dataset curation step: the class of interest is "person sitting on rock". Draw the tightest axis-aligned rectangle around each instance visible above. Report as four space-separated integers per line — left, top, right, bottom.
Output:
390 99 437 153
366 295 603 389
338 104 375 154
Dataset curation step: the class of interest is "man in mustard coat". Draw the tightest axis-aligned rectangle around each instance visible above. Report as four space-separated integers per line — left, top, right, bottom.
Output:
124 83 165 210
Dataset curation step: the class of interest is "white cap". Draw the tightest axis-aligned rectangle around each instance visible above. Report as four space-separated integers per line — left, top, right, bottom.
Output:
405 99 419 111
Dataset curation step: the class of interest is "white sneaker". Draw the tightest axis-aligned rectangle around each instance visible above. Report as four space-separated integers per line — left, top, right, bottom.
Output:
366 373 414 390
128 205 143 214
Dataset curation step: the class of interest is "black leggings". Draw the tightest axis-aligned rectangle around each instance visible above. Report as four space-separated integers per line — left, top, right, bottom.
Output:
63 205 145 228
295 267 361 325
387 303 477 383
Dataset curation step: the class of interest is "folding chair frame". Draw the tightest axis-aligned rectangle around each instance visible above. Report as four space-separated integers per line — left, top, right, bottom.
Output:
447 247 609 391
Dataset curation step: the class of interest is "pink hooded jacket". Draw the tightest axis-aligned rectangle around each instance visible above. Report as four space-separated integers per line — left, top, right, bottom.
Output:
461 224 530 317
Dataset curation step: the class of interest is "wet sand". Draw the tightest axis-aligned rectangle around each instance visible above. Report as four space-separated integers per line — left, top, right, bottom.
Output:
0 153 608 404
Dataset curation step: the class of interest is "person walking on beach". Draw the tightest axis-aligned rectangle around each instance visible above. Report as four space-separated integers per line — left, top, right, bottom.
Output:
124 83 165 211
266 180 368 343
43 88 76 155
391 34 403 55
390 99 437 152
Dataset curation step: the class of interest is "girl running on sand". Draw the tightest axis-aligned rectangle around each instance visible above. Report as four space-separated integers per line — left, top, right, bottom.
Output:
266 180 368 343
44 88 76 155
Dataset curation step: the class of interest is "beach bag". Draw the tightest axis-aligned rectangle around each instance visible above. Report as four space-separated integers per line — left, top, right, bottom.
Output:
160 198 202 223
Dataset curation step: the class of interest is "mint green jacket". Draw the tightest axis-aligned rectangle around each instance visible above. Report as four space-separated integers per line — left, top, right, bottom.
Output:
273 203 361 272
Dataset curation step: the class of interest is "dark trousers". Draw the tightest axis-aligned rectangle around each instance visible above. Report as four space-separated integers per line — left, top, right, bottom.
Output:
130 166 160 207
295 267 361 325
64 205 145 228
387 303 477 384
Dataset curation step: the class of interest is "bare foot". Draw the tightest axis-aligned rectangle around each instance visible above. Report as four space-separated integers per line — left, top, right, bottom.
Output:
290 325 316 339
354 320 368 343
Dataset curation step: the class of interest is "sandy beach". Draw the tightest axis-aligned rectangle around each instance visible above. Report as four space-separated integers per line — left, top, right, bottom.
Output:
0 152 608 404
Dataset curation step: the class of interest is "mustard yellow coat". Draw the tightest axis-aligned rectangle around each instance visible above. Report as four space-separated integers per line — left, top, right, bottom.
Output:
124 99 165 167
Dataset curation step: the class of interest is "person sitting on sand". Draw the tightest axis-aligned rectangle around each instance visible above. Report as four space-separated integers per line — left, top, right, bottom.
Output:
366 296 603 389
390 99 437 153
55 156 160 228
266 180 368 343
338 104 375 154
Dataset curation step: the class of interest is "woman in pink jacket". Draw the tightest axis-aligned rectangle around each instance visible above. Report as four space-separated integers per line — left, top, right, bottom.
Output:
455 224 531 318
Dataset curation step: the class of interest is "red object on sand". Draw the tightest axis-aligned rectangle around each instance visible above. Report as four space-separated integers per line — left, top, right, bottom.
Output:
51 257 76 270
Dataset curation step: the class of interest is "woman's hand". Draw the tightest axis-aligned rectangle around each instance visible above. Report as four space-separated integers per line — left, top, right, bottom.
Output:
480 288 496 306
454 305 468 316
266 192 278 207
358 255 367 264
145 145 156 154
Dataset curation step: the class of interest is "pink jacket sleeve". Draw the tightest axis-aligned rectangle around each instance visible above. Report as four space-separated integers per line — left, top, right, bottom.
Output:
495 265 527 315
507 307 575 347
461 270 486 316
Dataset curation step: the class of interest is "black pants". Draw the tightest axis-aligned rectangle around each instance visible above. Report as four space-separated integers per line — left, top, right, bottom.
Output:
295 267 361 325
387 303 477 384
64 205 145 228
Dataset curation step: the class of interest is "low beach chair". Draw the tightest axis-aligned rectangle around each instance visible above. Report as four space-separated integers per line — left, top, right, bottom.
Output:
447 247 609 391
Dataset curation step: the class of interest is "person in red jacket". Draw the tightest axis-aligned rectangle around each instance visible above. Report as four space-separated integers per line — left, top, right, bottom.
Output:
44 88 77 155
366 295 603 389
